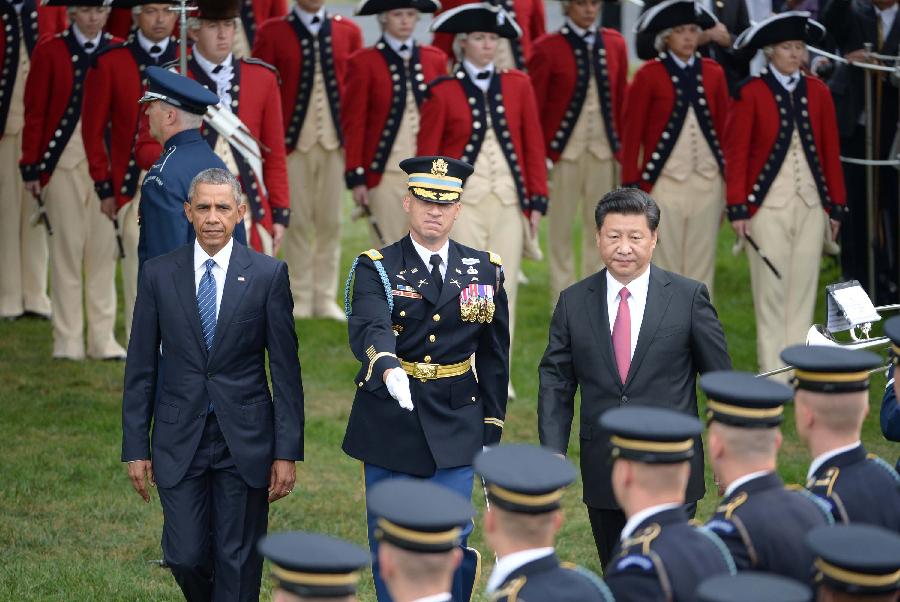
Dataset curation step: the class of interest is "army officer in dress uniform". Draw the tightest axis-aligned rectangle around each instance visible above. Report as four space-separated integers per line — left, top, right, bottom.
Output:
342 155 509 602
621 0 729 297
806 524 900 601
528 0 628 306
420 2 547 399
725 13 846 376
343 0 447 247
700 371 832 582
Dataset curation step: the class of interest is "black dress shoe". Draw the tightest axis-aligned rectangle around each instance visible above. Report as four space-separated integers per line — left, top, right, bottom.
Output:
22 310 51 320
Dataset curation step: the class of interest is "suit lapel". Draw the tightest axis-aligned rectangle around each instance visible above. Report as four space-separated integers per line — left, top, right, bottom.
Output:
625 266 673 388
173 246 208 358
586 270 621 387
208 243 253 365
401 235 439 305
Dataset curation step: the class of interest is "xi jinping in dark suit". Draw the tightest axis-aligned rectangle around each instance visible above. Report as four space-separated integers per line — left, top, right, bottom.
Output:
122 168 304 602
538 188 731 570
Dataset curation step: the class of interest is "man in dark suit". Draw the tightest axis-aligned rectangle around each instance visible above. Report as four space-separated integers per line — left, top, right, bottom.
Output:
538 187 731 570
121 167 304 602
635 0 751 96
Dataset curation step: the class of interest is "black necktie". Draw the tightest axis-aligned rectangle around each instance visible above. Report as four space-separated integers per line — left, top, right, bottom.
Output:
787 75 797 88
212 64 223 74
399 43 409 52
311 15 320 24
429 254 443 292
476 70 491 80
84 41 95 50
149 44 162 55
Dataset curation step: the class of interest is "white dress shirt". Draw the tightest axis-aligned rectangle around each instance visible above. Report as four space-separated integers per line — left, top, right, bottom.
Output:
72 25 102 54
877 3 898 40
606 266 651 360
294 5 326 35
668 51 696 69
410 594 452 602
565 18 596 47
410 236 449 280
724 470 773 497
384 32 414 60
486 547 555 593
770 65 801 93
463 59 494 92
620 502 681 541
136 29 170 59
193 238 233 317
807 441 862 480
193 48 235 110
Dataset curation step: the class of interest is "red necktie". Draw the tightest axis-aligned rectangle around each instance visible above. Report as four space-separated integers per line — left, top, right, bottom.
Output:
612 287 631 384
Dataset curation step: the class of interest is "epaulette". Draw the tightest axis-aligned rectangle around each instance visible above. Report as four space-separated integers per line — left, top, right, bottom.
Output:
807 466 840 496
733 75 757 101
489 251 502 266
241 56 282 84
362 249 383 261
344 249 391 319
716 491 749 519
490 576 526 602
787 484 836 524
868 453 900 483
424 74 455 98
92 41 125 62
694 525 737 575
563 563 615 602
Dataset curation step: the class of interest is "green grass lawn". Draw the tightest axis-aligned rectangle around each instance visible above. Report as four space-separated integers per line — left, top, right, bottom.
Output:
0 199 896 601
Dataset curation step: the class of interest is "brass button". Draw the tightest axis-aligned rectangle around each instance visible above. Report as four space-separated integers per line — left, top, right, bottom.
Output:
399 310 406 317
471 396 476 402
429 335 436 343
424 355 432 363
432 314 440 322
358 382 363 387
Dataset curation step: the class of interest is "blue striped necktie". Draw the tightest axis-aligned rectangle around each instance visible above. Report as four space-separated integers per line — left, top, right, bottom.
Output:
197 258 218 351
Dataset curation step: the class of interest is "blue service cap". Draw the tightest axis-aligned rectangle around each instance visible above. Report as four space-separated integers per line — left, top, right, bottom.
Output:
138 66 219 115
258 531 369 598
600 406 702 463
780 345 882 393
807 524 900 595
475 444 577 514
696 573 812 602
700 370 794 428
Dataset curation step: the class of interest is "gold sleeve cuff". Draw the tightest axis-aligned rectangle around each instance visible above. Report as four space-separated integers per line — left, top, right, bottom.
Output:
484 418 505 428
365 347 398 382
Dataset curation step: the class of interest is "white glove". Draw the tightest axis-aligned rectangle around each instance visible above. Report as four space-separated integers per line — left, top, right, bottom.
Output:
385 368 414 411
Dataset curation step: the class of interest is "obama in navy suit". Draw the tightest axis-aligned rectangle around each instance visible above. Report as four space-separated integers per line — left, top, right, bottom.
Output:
121 168 304 602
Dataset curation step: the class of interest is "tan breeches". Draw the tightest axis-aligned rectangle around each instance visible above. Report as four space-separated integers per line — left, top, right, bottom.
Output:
0 131 50 317
284 144 344 314
650 173 724 295
45 162 121 358
748 195 826 375
118 195 140 343
367 170 409 247
548 153 617 306
451 193 524 348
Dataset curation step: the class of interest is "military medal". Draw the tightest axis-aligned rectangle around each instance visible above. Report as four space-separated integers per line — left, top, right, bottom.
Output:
459 284 495 323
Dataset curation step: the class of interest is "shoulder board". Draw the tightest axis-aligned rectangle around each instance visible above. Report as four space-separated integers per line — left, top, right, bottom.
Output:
489 252 502 266
490 576 526 602
868 453 900 483
427 75 455 90
716 491 749 519
734 75 758 100
564 564 615 601
694 525 738 575
242 56 281 84
361 249 383 261
93 41 125 60
789 486 836 524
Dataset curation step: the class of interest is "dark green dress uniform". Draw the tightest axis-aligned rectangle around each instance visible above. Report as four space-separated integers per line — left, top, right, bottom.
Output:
806 524 900 597
781 346 900 531
601 407 735 602
701 371 833 582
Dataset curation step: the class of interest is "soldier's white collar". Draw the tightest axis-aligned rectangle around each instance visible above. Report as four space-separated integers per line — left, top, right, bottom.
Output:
620 502 681 541
486 547 554 593
463 59 494 92
383 32 414 59
724 470 773 498
807 441 861 480
410 236 449 276
293 5 326 33
72 25 102 53
770 65 801 92
136 29 170 57
564 18 596 45
668 50 695 69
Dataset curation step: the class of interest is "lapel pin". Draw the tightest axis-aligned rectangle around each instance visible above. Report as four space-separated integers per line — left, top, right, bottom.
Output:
418 279 428 287
237 276 246 282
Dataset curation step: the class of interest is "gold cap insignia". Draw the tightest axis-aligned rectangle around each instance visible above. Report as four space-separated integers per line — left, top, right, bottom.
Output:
431 158 449 177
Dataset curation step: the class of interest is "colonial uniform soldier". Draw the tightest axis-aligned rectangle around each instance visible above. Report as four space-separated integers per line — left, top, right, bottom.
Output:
806 525 900 600
621 0 728 296
700 371 833 582
232 0 287 59
20 3 125 360
421 3 548 398
367 479 477 602
697 574 813 602
253 0 362 320
600 406 735 602
0 0 65 320
342 156 509 602
782 345 900 531
725 13 846 375
528 0 628 305
258 532 370 602
342 0 447 247
431 0 545 70
136 66 246 264
81 1 177 340
476 444 614 602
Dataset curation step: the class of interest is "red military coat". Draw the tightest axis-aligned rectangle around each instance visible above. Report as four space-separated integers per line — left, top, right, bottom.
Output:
239 0 288 49
528 26 627 163
432 0 544 69
20 28 119 185
342 41 447 189
136 55 290 239
620 55 729 191
0 0 67 139
724 70 846 221
252 11 362 152
82 37 177 207
417 67 549 213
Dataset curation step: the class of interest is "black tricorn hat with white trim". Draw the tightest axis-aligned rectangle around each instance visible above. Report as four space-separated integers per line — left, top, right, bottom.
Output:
429 1 522 39
634 0 717 35
355 0 441 16
733 11 826 52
